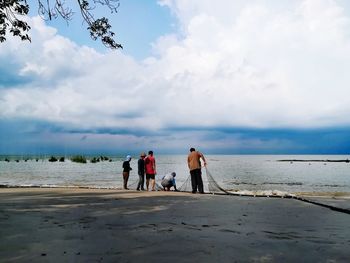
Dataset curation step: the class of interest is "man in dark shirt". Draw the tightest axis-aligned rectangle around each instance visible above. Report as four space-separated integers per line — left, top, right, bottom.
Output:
122 155 132 190
137 152 146 191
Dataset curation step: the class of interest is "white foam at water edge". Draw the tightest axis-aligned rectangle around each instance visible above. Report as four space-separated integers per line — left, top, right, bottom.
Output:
0 183 120 190
228 189 295 198
0 184 60 188
40 184 120 190
40 184 60 188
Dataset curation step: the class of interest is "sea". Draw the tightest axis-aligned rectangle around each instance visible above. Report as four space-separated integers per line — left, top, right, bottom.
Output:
0 155 349 195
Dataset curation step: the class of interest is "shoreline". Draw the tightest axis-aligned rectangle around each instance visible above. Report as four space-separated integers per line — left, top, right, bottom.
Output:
1 184 350 198
1 188 350 262
1 185 350 212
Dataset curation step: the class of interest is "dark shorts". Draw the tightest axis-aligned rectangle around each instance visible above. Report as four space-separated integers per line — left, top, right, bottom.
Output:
146 174 155 180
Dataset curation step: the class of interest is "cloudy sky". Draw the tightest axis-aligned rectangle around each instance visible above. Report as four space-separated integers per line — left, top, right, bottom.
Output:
1 0 350 155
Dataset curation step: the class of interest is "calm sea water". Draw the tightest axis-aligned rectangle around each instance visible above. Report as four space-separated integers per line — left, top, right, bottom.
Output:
0 155 349 194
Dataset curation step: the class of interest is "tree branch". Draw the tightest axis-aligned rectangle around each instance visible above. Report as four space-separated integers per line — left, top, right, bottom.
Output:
0 0 122 49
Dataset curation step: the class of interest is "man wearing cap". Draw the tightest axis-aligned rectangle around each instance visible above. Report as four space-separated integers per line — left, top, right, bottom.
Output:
161 172 178 191
145 150 156 191
137 152 146 191
187 148 207 194
122 155 132 190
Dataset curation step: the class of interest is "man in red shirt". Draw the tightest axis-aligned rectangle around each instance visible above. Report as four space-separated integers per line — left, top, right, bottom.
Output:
145 150 157 191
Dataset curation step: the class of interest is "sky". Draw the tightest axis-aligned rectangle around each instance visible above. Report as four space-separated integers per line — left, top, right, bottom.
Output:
1 0 350 155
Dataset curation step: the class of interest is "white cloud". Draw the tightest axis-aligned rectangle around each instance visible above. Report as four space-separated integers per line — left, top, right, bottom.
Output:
1 0 350 135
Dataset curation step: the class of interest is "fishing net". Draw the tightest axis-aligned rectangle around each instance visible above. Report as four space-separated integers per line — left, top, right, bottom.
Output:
178 167 229 194
127 167 229 194
205 167 231 194
127 179 139 189
123 167 350 216
127 178 163 191
177 174 193 192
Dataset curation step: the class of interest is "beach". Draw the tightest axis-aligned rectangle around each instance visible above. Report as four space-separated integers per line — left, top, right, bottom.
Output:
1 188 350 263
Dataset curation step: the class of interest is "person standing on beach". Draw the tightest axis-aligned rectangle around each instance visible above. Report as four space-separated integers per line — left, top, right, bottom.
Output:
187 148 207 194
122 155 132 190
137 152 146 191
145 150 156 191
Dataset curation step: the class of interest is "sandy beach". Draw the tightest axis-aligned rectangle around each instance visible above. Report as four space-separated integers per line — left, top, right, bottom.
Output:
0 188 349 263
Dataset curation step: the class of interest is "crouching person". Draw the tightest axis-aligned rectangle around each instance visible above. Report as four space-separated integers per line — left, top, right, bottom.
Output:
161 172 178 191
